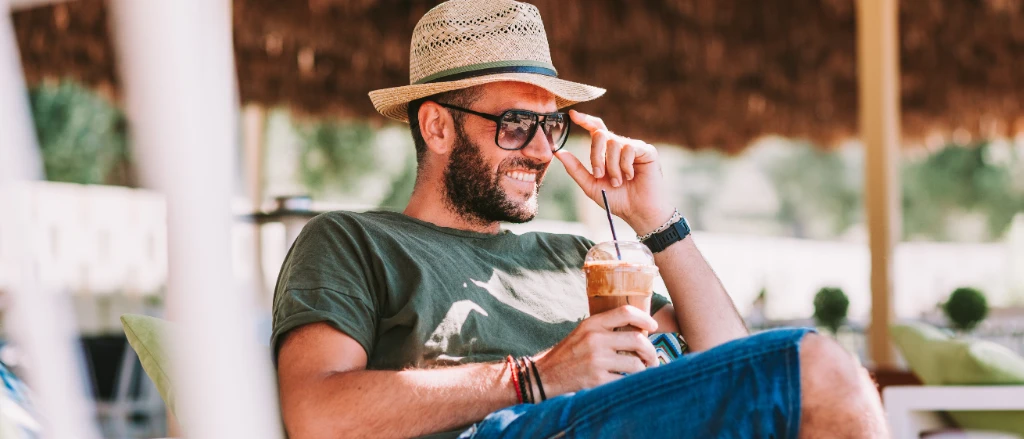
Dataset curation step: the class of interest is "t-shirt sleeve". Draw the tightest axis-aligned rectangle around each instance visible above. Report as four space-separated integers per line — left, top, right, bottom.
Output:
271 213 379 362
651 292 671 316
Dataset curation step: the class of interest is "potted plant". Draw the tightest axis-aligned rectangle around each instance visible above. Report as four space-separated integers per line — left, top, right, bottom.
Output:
942 287 988 332
813 286 849 335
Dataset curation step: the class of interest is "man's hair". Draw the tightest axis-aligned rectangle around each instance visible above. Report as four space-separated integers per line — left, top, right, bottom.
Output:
407 87 483 167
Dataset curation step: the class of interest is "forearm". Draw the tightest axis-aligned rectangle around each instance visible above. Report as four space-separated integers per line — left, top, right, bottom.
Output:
653 236 747 351
283 362 515 439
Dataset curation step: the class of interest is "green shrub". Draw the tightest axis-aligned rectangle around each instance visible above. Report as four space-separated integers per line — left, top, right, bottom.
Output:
813 286 850 334
942 287 988 331
30 81 129 185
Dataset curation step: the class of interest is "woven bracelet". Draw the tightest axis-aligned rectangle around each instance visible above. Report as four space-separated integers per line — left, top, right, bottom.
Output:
516 358 529 404
517 357 534 404
527 357 546 402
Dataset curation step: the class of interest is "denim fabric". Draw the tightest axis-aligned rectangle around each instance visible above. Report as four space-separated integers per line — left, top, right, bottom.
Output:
458 328 813 439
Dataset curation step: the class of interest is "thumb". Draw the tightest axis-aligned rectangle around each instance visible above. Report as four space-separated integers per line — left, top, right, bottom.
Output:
555 150 596 195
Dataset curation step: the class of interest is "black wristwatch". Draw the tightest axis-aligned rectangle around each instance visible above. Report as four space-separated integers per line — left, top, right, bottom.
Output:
641 216 691 254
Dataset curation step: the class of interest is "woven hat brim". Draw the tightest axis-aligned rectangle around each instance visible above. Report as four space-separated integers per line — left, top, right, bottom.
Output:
368 73 606 122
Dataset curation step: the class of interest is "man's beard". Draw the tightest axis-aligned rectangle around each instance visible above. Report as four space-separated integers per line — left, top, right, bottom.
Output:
443 125 546 225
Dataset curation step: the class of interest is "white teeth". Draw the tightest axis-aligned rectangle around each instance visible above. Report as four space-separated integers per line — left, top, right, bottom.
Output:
505 171 536 182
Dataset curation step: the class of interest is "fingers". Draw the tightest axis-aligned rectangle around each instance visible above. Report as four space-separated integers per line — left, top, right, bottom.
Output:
568 110 655 186
554 150 596 194
604 353 648 374
569 109 608 134
620 144 636 180
589 129 610 179
605 138 623 187
590 305 659 333
608 331 659 368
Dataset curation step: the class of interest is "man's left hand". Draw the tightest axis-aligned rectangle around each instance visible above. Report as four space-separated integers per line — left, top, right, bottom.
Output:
555 110 674 234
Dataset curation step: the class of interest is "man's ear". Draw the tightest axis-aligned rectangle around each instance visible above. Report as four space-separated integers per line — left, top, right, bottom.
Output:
418 101 455 156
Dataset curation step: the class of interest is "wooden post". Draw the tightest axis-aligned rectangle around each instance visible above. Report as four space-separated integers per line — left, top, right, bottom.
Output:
242 104 270 308
857 0 901 368
242 105 267 212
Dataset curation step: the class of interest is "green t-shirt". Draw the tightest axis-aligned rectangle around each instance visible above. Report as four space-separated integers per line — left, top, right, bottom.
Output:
271 210 670 370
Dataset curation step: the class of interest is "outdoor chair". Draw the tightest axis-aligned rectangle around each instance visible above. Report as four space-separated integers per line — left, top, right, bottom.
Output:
887 322 1024 438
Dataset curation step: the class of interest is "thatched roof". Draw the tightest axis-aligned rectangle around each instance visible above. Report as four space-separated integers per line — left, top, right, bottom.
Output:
13 0 1024 153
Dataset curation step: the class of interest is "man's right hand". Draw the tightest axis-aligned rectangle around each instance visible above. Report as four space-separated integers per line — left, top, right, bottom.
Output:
533 305 659 398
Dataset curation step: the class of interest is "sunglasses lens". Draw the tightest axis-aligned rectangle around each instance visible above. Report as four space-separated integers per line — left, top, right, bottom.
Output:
542 113 568 151
498 111 536 150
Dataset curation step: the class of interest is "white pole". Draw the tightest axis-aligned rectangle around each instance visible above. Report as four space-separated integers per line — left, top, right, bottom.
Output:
0 0 44 182
1 2 101 438
858 0 901 368
109 1 282 438
0 187 102 439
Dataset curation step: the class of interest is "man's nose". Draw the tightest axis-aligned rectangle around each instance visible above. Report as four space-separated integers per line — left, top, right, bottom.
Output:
520 129 554 162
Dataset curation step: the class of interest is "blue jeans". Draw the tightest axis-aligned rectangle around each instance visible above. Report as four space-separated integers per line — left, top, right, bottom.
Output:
457 328 813 439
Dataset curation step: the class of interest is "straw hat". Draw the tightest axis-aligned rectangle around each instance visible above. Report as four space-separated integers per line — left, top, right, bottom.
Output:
368 0 606 122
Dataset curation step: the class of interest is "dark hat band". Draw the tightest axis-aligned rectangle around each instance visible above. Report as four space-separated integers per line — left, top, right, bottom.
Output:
414 61 558 85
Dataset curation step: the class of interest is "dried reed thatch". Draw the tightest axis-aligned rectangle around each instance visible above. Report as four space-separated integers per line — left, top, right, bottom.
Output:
13 0 1024 152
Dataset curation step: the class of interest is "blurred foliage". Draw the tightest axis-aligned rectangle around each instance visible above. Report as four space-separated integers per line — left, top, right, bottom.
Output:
813 286 850 334
294 120 377 198
760 141 1022 241
943 287 989 331
379 152 418 210
674 151 726 231
903 142 1023 241
30 80 130 185
765 143 861 238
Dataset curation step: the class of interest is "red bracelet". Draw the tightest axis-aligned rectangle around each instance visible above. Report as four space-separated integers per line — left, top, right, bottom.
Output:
506 355 523 404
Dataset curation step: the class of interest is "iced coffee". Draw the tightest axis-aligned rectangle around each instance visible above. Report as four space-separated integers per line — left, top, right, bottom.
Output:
583 241 659 335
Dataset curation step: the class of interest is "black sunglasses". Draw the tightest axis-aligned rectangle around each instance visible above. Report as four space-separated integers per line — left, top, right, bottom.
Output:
435 102 570 152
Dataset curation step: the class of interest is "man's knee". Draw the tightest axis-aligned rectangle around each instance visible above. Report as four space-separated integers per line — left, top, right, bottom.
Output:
797 333 890 436
799 333 872 395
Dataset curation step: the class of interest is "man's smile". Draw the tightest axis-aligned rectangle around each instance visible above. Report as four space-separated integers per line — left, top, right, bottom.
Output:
502 169 539 193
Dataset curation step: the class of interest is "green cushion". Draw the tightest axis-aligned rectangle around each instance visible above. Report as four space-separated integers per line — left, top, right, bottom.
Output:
120 314 179 418
891 322 1024 435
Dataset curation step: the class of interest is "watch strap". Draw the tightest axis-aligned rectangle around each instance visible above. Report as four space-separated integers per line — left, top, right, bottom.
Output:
641 216 691 253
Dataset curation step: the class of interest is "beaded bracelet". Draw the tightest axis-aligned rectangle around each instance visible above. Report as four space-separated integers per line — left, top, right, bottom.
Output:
506 355 523 404
637 208 682 242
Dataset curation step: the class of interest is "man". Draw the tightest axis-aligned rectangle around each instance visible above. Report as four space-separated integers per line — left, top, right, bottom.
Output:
272 0 890 438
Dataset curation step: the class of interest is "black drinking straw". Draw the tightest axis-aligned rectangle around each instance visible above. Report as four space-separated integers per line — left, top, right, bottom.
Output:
600 190 623 260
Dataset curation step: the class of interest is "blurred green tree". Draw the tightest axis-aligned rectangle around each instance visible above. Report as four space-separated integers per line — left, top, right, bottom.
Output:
674 151 725 231
294 120 377 198
30 81 129 185
903 142 1023 241
764 143 861 239
379 153 418 210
